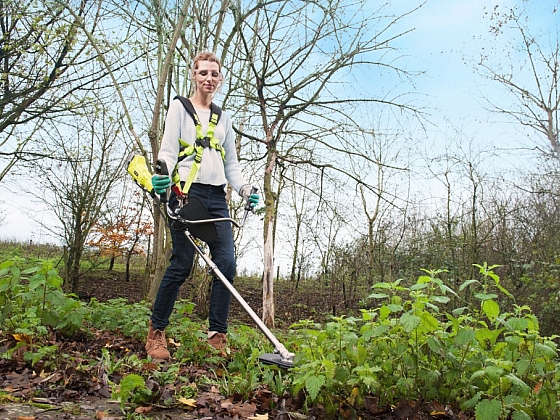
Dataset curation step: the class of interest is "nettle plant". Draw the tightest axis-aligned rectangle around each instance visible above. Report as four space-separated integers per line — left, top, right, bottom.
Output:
0 258 88 369
0 258 86 337
289 264 560 420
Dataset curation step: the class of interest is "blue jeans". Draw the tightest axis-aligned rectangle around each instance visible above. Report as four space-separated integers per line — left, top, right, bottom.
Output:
151 183 235 333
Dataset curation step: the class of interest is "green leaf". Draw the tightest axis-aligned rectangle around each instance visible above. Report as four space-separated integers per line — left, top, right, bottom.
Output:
437 283 459 296
427 337 444 355
387 303 403 312
455 328 476 346
451 306 468 316
459 279 478 291
21 266 39 275
475 293 498 301
494 282 513 298
460 391 482 410
475 327 502 348
0 260 14 269
534 343 557 358
120 374 145 394
507 317 528 332
416 275 431 284
305 374 326 401
334 366 350 382
511 410 532 420
482 300 500 322
514 359 529 377
504 373 530 398
371 324 389 338
475 399 502 420
484 365 504 383
368 293 388 299
419 311 439 332
431 295 450 304
400 312 420 331
379 305 391 320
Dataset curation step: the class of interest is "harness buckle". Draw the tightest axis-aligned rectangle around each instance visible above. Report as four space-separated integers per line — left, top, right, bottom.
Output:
177 195 188 209
196 137 211 148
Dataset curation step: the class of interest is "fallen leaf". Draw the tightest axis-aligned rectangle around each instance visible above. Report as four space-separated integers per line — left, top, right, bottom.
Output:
231 401 257 417
13 334 32 344
248 414 269 420
168 337 181 347
286 413 310 419
135 406 153 413
178 397 197 408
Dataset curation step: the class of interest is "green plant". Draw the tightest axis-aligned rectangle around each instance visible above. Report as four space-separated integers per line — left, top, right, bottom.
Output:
0 258 87 336
112 373 153 413
287 265 560 419
88 298 151 338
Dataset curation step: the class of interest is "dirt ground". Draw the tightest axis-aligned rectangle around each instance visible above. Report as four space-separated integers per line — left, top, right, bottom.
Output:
76 270 362 327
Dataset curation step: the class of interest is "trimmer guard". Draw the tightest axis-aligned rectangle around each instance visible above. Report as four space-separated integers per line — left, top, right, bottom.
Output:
259 353 294 369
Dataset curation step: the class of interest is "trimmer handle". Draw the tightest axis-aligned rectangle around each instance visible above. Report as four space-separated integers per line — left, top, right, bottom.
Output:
244 186 258 212
155 159 169 203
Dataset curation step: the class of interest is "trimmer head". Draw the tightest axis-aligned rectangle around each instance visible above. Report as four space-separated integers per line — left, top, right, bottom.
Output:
258 353 294 369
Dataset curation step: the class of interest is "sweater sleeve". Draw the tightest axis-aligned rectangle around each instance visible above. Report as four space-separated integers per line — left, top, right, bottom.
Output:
220 111 249 196
156 99 183 176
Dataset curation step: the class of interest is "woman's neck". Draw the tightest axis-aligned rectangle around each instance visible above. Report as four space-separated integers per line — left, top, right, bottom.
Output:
189 93 212 109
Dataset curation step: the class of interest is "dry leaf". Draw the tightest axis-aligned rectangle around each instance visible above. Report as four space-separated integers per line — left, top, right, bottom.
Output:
534 381 542 394
248 414 269 420
168 337 181 347
135 406 153 414
178 397 197 408
12 334 32 344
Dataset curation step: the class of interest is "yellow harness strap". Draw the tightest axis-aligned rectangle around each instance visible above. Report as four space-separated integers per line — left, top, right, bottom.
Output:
171 97 225 195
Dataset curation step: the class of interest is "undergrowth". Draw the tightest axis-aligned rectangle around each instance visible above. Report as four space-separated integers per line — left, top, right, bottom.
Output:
0 257 559 420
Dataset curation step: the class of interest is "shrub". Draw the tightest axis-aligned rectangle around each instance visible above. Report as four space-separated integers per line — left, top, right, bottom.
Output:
288 265 560 419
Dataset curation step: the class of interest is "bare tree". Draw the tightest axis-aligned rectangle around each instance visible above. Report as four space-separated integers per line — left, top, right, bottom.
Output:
479 2 560 161
31 106 128 294
229 0 422 326
0 0 121 181
358 128 412 285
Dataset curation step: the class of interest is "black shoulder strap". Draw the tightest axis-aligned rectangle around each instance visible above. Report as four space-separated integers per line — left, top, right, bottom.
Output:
173 95 222 126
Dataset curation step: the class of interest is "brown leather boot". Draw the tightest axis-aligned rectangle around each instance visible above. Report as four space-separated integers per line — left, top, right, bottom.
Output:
208 331 227 350
145 321 170 360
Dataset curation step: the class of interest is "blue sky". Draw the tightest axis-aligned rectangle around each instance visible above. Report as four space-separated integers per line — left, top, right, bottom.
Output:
394 0 508 125
388 0 558 172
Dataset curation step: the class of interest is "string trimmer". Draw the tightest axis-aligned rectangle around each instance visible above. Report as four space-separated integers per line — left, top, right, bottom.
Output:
127 154 295 369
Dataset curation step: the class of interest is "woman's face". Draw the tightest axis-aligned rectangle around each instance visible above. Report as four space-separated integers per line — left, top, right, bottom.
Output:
193 60 222 94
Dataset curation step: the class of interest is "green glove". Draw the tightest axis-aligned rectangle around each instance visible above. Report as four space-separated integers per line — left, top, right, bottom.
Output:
248 192 259 207
240 184 259 209
152 174 171 194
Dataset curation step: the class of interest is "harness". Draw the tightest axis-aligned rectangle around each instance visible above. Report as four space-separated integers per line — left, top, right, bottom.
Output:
171 95 226 196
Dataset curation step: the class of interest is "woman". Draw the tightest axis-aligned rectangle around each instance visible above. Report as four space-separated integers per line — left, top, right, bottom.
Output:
146 51 259 359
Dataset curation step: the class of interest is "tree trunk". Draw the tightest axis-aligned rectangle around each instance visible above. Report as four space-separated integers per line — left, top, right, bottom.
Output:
262 217 275 328
125 249 132 282
262 147 276 327
147 218 169 301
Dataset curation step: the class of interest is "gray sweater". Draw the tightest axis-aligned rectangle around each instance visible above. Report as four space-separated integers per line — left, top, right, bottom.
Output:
157 98 248 196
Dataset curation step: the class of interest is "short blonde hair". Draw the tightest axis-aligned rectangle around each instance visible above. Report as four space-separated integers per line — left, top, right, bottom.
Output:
192 51 222 72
